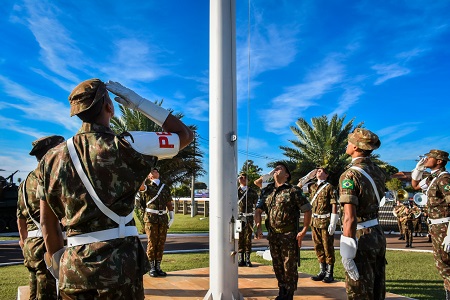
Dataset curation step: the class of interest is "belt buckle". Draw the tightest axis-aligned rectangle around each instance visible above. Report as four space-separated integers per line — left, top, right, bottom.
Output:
158 210 164 215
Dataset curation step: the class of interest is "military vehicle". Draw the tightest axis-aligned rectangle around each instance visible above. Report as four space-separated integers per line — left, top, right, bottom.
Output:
0 170 19 232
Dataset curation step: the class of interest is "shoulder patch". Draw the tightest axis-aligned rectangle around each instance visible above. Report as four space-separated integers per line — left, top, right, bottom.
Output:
342 179 354 189
444 184 450 191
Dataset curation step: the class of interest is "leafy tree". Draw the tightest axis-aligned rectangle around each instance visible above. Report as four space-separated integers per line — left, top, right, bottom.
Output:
110 101 205 187
239 160 263 190
386 178 403 191
194 182 208 190
171 184 191 198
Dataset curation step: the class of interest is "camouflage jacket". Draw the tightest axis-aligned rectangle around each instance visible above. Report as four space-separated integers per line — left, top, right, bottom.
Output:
425 168 450 219
36 122 160 290
257 183 311 234
238 186 258 215
137 181 172 224
339 157 387 223
17 171 40 232
308 181 337 229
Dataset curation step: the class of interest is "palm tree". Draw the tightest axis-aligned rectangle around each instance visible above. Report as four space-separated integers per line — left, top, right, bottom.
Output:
280 114 362 185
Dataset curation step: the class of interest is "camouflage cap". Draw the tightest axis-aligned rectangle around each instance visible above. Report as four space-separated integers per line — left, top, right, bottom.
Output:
425 149 449 161
276 162 291 182
348 128 381 150
69 78 107 116
29 135 65 156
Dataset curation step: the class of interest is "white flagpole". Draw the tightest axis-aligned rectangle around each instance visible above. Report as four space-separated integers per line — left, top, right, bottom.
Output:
205 0 240 299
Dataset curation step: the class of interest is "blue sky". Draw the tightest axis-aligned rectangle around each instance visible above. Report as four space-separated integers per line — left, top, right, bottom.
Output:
1 1 450 187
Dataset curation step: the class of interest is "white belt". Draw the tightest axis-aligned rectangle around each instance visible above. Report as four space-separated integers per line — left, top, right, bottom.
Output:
356 219 378 230
428 217 450 225
240 213 254 217
67 226 138 247
313 213 331 219
146 208 166 215
27 229 42 238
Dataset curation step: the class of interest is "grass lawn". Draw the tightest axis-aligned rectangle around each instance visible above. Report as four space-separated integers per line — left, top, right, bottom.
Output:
1 250 442 300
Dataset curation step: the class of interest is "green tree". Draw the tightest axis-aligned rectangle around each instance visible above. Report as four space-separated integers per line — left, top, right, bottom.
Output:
194 182 208 190
386 178 403 191
239 160 263 190
280 114 361 185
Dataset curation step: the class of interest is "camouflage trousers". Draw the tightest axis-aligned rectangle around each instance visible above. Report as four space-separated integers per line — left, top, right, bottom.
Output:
145 221 168 261
311 226 335 264
238 216 253 253
23 237 57 299
268 231 299 293
430 223 450 290
345 228 386 300
402 221 414 245
60 278 144 299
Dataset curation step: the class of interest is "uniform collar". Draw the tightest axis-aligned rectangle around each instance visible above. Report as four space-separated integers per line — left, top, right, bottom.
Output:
78 122 115 135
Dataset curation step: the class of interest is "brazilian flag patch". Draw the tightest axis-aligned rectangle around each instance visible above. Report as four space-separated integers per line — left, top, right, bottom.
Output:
342 179 354 189
444 184 450 191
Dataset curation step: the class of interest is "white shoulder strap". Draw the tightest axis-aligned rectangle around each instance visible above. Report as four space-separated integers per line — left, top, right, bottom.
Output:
310 182 329 206
238 189 248 204
22 175 42 231
146 183 165 206
427 171 449 197
67 137 133 237
350 166 381 204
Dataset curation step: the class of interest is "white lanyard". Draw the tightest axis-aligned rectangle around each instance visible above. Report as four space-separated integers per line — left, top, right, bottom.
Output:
310 182 329 206
146 183 165 206
350 166 381 204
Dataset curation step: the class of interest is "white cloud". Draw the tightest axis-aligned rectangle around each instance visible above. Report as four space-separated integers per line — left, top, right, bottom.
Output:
372 63 411 85
329 87 364 117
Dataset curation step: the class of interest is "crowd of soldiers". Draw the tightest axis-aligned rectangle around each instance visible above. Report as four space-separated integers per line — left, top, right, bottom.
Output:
13 78 450 300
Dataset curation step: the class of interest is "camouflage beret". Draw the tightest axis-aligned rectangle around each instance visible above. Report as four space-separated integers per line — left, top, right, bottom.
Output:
29 135 65 156
69 78 107 116
425 149 449 161
348 128 380 150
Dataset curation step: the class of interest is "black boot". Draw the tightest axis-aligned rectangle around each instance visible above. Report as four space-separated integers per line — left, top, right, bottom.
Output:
428 235 432 243
245 252 252 267
275 287 287 300
284 290 294 300
322 264 334 283
311 262 327 281
398 235 405 240
155 260 167 277
238 252 245 267
149 261 158 277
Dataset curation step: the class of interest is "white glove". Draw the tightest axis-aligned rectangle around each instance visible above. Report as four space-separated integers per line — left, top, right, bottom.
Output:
411 157 427 181
442 223 450 253
44 247 66 280
328 213 339 235
340 235 359 281
168 211 175 228
298 169 317 187
106 81 170 126
261 168 275 182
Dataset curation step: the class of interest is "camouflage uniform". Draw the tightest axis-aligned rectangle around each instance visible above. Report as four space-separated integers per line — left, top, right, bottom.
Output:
308 181 337 265
237 185 258 266
256 182 311 294
17 172 57 299
424 168 450 290
339 157 387 300
37 122 159 299
136 180 172 263
399 204 417 247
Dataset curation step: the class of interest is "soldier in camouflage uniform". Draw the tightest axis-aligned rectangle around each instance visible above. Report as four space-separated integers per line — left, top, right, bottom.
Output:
399 201 419 248
339 128 387 300
237 172 258 267
411 149 450 299
136 168 174 277
255 162 312 300
17 135 64 300
298 167 338 283
37 79 193 299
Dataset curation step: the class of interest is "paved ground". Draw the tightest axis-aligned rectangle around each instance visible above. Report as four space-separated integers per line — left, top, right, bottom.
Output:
1 231 432 266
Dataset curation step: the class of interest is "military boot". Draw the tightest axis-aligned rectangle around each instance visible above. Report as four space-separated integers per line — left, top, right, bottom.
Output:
149 261 158 277
245 252 252 267
284 289 294 300
322 264 334 283
155 260 167 277
275 287 287 300
238 252 245 267
311 262 327 281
